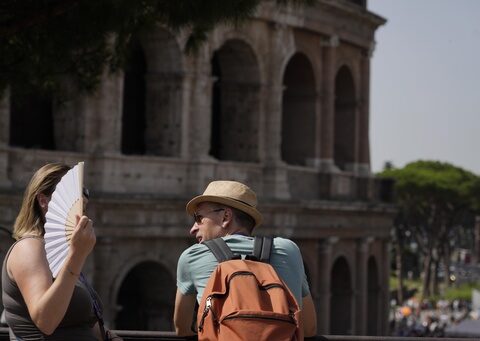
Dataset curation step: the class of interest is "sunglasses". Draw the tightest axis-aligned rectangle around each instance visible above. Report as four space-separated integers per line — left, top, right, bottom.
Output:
193 208 224 225
82 187 90 199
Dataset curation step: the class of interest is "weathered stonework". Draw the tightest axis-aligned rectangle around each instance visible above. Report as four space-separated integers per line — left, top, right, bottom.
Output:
0 0 395 336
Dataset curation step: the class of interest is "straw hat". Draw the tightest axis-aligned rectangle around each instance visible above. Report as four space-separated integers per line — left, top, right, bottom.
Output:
186 180 263 228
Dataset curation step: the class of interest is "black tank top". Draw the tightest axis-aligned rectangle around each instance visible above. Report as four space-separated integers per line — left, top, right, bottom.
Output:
1 237 98 340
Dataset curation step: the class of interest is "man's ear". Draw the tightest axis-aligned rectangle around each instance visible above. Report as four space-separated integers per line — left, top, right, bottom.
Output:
37 193 49 210
222 208 233 228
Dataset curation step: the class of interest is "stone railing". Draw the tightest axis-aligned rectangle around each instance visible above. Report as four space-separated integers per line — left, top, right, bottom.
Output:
0 328 476 341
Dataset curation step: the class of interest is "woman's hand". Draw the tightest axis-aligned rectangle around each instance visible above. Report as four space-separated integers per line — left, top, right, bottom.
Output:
64 215 96 277
70 215 96 261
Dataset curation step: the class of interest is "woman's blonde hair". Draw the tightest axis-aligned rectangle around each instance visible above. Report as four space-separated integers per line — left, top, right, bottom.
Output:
13 163 71 240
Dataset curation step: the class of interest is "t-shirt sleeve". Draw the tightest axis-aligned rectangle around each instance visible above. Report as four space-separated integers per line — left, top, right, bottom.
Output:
275 237 311 299
301 270 311 298
176 248 196 296
290 241 311 298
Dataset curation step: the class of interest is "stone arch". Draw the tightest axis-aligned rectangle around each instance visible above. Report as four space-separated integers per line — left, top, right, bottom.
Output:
142 28 184 74
9 87 55 150
211 27 267 84
281 52 316 166
334 65 356 171
367 256 380 335
121 28 184 156
330 256 353 334
122 38 147 155
114 260 176 331
209 39 260 162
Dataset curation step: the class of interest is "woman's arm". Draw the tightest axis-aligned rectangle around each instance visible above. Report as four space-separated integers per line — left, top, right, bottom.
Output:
8 216 96 335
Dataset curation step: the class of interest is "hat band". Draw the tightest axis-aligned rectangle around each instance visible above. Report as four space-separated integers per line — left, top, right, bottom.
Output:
225 197 256 208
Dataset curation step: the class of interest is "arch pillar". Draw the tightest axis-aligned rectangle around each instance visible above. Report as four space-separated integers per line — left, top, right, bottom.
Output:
263 83 290 199
264 83 283 164
311 88 324 168
80 70 124 154
264 22 291 166
318 37 338 171
355 237 372 335
357 48 372 175
316 237 337 334
380 239 391 335
188 71 216 161
262 23 291 199
52 81 84 152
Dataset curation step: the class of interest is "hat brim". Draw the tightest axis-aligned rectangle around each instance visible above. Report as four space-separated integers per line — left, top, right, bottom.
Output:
186 195 263 228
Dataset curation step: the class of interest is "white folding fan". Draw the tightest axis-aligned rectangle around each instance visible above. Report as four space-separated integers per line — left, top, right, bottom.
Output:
44 161 84 278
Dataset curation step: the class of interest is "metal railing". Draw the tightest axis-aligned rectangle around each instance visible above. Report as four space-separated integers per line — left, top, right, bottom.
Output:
0 328 476 341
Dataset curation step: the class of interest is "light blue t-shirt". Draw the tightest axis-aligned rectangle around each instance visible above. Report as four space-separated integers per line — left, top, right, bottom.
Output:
176 235 310 307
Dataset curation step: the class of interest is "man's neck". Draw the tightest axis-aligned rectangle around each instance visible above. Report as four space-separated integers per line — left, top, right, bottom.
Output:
226 227 251 237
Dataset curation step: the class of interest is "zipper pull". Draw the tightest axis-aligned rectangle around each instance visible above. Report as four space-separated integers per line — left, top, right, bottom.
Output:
206 296 212 309
198 297 212 332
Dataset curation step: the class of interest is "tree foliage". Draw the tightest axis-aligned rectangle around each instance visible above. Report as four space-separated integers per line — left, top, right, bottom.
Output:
0 0 315 96
379 160 479 300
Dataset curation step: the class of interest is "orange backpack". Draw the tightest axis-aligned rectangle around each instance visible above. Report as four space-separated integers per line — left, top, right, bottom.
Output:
197 237 303 341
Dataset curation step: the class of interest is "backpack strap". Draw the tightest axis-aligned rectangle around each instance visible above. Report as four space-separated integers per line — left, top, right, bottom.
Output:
252 236 273 262
197 237 234 331
203 238 237 263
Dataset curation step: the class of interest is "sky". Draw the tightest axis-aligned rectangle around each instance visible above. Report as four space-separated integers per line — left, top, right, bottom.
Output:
368 0 480 175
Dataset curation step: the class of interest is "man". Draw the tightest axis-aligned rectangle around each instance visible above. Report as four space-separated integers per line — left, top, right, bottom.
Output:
174 180 317 338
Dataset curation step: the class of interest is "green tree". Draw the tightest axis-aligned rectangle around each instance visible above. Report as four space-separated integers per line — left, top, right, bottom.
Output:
0 0 314 96
379 160 479 300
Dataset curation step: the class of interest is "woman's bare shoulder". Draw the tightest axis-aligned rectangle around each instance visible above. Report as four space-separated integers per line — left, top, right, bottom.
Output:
8 237 47 273
12 236 45 254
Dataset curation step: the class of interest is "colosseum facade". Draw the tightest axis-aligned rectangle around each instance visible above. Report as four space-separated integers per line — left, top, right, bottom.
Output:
0 0 395 336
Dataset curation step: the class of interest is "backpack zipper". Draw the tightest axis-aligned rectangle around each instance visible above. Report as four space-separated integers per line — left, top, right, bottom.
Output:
198 296 218 332
230 270 253 278
228 271 286 289
261 283 284 290
222 312 296 324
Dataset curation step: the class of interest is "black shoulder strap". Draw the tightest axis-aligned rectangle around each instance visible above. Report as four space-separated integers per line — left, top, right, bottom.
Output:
203 238 236 263
79 273 107 340
253 236 273 262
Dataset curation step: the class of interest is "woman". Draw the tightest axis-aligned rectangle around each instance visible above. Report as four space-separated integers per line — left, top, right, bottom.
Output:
1 163 121 340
